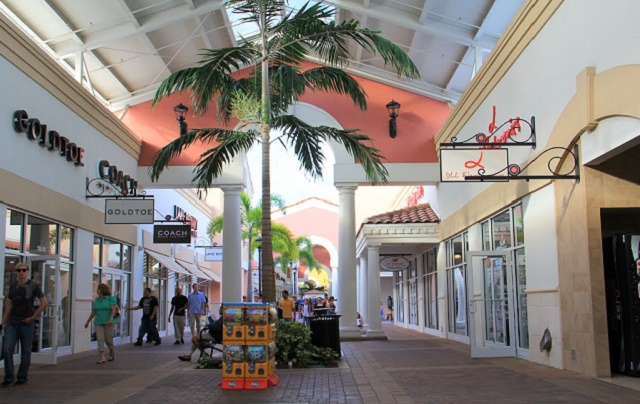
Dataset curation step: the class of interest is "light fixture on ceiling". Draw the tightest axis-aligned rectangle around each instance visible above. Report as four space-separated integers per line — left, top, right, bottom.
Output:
386 99 401 138
174 103 189 136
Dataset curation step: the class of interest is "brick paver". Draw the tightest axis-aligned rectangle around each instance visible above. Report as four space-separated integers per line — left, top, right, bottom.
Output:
1 324 639 403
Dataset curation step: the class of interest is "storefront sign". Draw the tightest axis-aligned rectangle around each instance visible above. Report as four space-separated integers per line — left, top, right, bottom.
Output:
98 160 138 195
153 225 192 244
12 110 85 166
379 256 410 271
205 246 223 261
440 148 508 182
174 205 198 237
105 199 154 224
406 186 424 207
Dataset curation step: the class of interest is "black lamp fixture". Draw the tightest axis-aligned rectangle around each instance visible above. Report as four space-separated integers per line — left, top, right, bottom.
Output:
386 99 401 138
174 103 189 136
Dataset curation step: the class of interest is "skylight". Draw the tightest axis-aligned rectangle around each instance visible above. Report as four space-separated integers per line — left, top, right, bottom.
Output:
225 0 336 41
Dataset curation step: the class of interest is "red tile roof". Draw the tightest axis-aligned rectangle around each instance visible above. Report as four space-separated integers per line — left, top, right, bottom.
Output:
364 203 440 224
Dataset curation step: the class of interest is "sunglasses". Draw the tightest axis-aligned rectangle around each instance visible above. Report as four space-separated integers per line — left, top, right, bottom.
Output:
16 268 28 273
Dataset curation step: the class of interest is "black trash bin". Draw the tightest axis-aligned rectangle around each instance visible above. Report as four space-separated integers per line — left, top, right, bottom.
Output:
309 314 341 357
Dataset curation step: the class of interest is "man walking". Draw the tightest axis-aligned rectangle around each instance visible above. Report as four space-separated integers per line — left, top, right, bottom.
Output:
2 263 48 387
169 287 188 345
187 284 207 337
278 290 295 322
127 288 161 346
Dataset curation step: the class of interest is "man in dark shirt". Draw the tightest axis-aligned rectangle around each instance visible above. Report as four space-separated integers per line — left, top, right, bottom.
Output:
169 287 188 345
2 263 48 387
127 288 161 346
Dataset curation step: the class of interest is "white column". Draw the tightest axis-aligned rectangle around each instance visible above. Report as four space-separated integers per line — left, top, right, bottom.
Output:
359 254 369 329
336 184 360 339
221 185 243 302
331 266 339 299
367 243 385 338
356 257 361 315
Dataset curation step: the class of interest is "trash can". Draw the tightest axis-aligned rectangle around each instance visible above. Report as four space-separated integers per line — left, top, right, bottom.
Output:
309 314 341 357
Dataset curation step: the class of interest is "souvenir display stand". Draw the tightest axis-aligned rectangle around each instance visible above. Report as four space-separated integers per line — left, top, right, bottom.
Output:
220 302 279 390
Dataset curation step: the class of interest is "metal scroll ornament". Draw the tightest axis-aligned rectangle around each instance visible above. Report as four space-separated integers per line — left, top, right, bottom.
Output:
465 145 580 182
441 116 536 149
86 177 146 198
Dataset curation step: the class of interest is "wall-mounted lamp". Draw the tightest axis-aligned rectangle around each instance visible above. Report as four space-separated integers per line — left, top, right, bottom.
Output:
174 103 189 136
386 99 401 138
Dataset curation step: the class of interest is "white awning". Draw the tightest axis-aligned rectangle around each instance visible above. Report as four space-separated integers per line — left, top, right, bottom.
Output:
197 265 221 283
145 250 190 276
176 259 212 281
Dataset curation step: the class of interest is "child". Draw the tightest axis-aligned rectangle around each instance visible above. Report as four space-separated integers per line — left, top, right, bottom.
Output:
356 312 363 329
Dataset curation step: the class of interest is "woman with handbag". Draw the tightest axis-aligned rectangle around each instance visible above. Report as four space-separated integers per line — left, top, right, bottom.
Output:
84 283 117 364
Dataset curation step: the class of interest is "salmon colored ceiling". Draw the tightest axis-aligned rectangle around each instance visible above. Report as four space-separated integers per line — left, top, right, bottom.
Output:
119 62 451 167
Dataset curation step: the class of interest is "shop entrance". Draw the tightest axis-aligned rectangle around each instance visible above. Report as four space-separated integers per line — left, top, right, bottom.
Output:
602 208 640 377
26 255 60 365
467 251 517 358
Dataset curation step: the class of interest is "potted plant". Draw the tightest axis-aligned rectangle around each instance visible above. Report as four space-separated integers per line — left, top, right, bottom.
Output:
274 320 313 368
313 346 339 368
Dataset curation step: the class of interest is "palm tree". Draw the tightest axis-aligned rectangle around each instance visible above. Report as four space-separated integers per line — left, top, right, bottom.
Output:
149 0 419 302
276 236 318 289
207 191 286 301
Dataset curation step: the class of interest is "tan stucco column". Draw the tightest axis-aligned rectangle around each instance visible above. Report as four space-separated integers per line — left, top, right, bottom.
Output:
221 185 243 302
336 184 360 339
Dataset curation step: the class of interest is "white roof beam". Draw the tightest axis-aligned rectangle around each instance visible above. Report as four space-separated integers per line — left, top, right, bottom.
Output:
327 0 495 49
54 0 227 59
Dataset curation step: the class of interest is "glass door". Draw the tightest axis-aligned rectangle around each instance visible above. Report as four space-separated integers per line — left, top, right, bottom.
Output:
27 255 59 365
467 251 516 358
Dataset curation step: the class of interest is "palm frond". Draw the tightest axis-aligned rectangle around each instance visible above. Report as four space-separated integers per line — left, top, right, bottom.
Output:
206 215 225 238
274 114 388 184
302 67 367 110
191 129 259 189
153 45 260 113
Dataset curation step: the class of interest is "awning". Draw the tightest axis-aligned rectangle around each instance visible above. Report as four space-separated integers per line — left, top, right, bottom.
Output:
198 265 221 283
144 250 190 276
176 259 212 281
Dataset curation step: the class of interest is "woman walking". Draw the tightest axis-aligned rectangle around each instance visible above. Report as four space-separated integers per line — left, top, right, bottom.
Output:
84 283 117 364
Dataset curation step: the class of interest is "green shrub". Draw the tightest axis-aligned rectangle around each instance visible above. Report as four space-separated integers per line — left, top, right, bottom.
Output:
274 320 313 367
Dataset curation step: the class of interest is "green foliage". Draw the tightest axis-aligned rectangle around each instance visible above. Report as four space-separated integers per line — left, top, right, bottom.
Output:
274 320 313 368
312 345 339 366
274 320 339 368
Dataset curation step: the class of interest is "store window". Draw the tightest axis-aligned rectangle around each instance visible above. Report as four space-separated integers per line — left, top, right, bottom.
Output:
93 236 132 341
422 248 438 329
408 258 419 326
395 271 404 323
144 254 168 331
480 204 528 349
4 209 75 349
446 232 468 336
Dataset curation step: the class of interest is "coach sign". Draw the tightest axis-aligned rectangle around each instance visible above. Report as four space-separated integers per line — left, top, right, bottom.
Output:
153 225 191 244
105 199 154 224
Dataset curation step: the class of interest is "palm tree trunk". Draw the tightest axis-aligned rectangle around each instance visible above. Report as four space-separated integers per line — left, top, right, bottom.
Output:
260 5 275 304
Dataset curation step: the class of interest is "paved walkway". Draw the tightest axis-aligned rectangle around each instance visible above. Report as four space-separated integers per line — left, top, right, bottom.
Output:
2 324 640 403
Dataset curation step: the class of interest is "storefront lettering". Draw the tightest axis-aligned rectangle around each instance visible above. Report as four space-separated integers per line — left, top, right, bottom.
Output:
483 106 522 149
406 186 424 207
98 160 138 195
157 230 190 238
106 208 154 216
174 205 198 237
12 110 85 166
